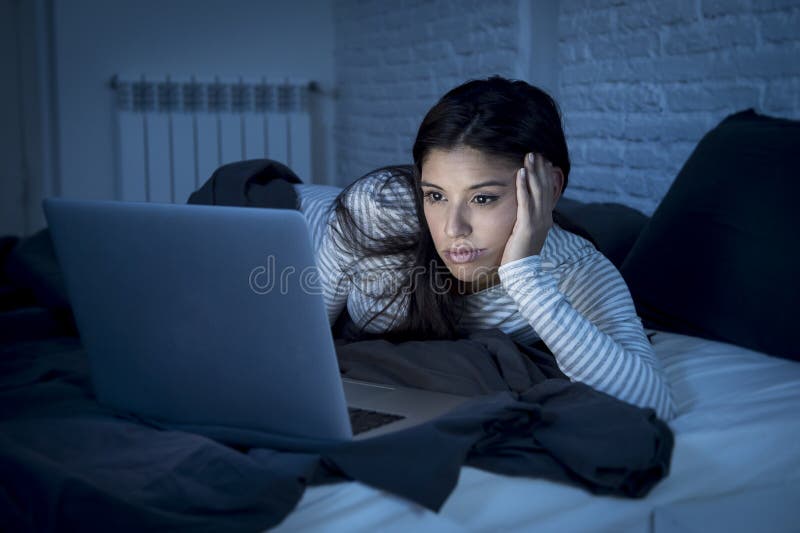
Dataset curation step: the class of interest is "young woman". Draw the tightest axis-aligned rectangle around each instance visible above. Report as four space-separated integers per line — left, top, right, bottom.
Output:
294 76 675 420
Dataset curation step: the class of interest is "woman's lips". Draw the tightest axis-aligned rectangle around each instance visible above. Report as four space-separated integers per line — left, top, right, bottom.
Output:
444 248 486 264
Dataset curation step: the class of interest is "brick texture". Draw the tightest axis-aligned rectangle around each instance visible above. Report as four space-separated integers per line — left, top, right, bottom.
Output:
333 0 519 184
333 0 800 214
558 0 800 214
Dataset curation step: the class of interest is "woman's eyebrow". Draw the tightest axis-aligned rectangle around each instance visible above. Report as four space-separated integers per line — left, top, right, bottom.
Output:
420 180 509 190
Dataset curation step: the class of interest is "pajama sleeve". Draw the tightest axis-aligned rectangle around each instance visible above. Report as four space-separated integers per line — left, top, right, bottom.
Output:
498 252 676 420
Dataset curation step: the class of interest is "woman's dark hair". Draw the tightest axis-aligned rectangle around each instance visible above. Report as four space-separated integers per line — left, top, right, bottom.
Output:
331 75 572 342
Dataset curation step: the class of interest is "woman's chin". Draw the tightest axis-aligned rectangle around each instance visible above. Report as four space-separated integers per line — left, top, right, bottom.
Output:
446 263 499 290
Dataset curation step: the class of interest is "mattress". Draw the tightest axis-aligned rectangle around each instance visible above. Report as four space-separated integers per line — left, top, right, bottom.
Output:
273 330 800 532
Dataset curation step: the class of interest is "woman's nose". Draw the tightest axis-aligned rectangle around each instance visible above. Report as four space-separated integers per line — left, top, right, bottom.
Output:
444 205 471 238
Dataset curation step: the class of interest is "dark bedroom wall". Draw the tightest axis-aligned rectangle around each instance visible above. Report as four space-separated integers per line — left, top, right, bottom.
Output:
1 0 26 237
2 0 338 237
52 0 337 203
332 0 522 185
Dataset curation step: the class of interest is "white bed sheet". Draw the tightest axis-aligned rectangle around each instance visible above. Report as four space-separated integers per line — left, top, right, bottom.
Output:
273 330 800 532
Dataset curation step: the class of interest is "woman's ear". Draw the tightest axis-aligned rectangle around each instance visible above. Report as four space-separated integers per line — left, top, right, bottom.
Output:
551 167 565 205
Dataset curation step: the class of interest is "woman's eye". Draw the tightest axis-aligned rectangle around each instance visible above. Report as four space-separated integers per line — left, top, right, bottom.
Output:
473 195 498 206
423 191 443 203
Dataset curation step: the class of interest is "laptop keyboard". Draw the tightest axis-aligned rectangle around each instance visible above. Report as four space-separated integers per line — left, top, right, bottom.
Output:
348 407 405 435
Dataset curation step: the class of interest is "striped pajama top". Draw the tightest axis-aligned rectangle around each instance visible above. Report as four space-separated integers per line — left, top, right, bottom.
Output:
294 170 675 420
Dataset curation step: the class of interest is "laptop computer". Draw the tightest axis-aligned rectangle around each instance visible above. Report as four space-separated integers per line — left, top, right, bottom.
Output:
42 198 468 450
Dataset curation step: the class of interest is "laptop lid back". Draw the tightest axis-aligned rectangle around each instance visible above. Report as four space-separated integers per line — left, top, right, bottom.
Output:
43 199 351 442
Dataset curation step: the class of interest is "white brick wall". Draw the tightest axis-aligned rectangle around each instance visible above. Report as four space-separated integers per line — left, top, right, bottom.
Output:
333 0 800 214
559 0 800 214
333 0 520 184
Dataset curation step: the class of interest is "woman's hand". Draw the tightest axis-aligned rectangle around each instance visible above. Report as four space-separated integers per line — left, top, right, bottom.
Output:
500 152 559 266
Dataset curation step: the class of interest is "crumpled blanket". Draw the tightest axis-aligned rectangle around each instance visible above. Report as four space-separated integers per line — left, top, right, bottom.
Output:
0 329 673 532
332 329 673 507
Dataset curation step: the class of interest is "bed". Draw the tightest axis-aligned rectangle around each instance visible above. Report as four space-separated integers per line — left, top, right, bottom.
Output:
2 109 798 532
276 329 800 532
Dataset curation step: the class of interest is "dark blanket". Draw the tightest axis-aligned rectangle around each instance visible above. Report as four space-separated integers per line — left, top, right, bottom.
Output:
0 329 673 532
186 158 302 208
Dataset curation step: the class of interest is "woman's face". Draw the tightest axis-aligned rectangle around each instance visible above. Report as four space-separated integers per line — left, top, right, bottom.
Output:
420 146 519 293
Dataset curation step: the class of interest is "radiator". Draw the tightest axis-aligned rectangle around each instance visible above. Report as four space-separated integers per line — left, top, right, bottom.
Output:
110 76 312 203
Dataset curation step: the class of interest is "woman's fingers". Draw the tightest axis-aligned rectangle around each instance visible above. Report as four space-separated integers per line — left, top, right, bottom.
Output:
517 151 556 228
525 152 542 216
505 152 555 263
515 166 529 226
531 153 556 213
535 154 547 213
541 159 554 211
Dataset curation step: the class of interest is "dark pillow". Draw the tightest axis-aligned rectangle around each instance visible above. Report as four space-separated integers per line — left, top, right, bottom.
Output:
620 109 800 361
556 198 649 268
